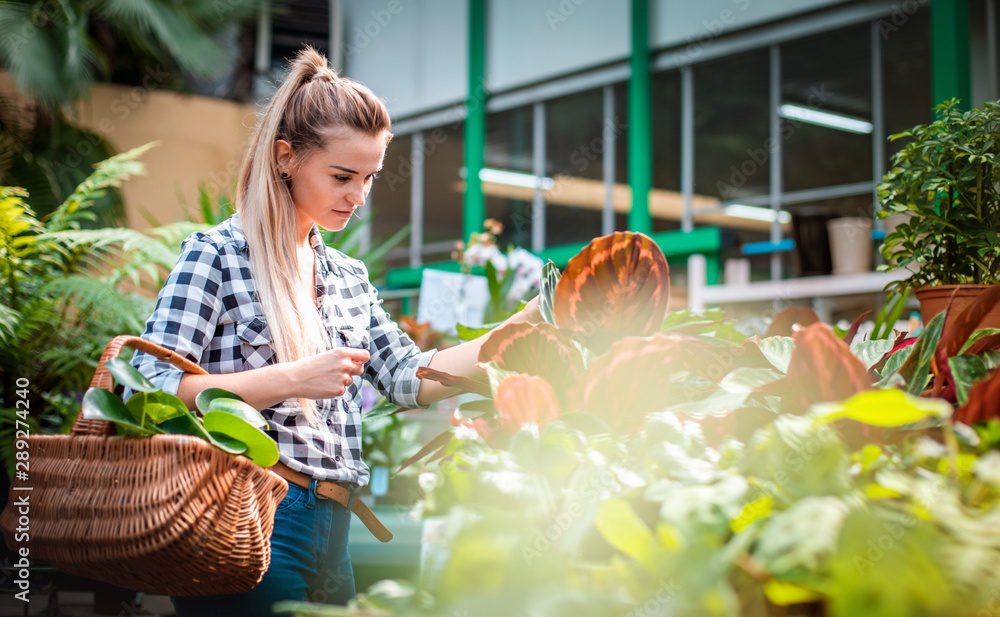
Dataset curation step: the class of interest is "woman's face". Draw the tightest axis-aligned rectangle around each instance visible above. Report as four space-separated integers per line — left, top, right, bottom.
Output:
278 128 388 236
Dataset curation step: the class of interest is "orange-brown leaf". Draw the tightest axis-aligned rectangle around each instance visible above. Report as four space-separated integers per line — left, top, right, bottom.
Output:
764 307 820 338
478 322 584 393
955 368 1000 424
781 323 871 413
416 366 492 398
573 333 708 431
494 375 561 433
936 284 1000 360
553 232 670 353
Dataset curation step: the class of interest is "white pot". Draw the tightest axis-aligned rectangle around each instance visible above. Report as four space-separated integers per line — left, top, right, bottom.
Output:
827 218 873 275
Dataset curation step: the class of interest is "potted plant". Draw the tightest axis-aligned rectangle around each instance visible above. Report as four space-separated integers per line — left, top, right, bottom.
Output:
878 98 1000 325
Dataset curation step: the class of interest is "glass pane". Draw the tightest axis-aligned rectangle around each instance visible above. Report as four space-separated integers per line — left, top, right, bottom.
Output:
485 106 533 249
883 8 932 161
652 70 682 233
370 133 411 247
782 24 873 192
545 88 606 247
615 82 630 231
423 122 465 246
694 49 771 201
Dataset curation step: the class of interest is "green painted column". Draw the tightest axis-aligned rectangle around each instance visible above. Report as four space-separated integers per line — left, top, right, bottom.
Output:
930 0 971 109
464 0 487 242
628 0 652 234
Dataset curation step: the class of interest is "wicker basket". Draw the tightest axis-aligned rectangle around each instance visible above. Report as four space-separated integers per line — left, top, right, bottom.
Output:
0 335 289 596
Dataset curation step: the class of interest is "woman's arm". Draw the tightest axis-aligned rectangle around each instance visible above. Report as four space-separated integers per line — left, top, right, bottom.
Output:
415 296 541 406
175 347 371 411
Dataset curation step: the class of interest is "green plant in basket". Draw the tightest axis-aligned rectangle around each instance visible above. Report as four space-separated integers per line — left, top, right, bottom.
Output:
82 357 279 467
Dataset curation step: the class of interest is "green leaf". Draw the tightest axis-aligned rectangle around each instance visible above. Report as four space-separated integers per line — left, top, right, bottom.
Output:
763 580 823 606
539 260 559 325
202 410 279 467
594 498 653 565
456 321 502 342
878 344 914 381
755 336 794 373
207 397 268 429
195 387 245 414
811 389 952 427
719 368 783 394
207 431 248 455
948 354 991 406
364 398 405 420
125 390 187 424
82 388 154 434
897 311 947 395
851 339 895 370
104 356 156 392
754 496 849 576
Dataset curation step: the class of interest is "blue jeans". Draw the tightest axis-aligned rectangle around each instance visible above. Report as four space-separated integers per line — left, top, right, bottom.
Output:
171 480 356 616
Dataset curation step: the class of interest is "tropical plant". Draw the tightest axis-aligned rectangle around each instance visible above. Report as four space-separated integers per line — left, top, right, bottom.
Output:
879 99 1000 293
276 231 1000 617
0 0 270 223
81 357 279 467
0 142 201 478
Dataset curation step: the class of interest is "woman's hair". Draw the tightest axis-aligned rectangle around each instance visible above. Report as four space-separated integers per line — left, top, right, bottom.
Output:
236 46 391 424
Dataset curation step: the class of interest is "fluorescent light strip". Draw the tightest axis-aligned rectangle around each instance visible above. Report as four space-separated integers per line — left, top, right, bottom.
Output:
724 204 792 224
778 104 874 135
478 167 555 190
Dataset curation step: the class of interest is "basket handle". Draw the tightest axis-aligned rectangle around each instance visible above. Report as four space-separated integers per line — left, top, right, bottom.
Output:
72 335 209 436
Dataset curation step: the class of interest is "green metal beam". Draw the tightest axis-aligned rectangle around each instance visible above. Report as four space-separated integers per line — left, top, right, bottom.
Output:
464 0 487 241
930 0 971 109
628 0 652 234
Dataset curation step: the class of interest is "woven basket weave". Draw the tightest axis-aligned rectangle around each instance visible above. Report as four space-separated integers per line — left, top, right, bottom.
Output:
0 335 288 596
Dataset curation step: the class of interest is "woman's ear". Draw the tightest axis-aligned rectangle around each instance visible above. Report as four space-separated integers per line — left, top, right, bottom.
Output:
274 139 295 176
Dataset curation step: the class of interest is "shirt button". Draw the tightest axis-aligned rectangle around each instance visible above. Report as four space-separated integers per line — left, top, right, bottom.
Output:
335 455 342 462
326 418 333 426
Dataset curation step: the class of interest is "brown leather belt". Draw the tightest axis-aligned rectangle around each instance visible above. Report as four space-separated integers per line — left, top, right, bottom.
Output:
269 462 393 543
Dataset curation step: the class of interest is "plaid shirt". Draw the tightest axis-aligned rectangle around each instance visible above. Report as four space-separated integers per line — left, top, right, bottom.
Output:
129 214 434 487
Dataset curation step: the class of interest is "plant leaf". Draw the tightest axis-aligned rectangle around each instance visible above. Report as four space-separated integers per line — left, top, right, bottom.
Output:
82 388 153 434
493 375 561 434
553 232 670 353
478 322 585 397
955 368 1000 424
126 390 187 424
195 387 245 414
764 307 820 338
843 310 872 346
105 357 156 393
780 324 871 413
207 397 269 429
811 389 952 427
852 339 895 370
456 321 502 341
207 431 248 455
416 366 492 398
896 311 946 395
539 259 560 325
948 355 990 406
202 410 279 466
364 399 409 420
594 498 654 566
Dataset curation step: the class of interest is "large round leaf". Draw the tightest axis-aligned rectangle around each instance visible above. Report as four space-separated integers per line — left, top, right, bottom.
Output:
478 322 584 396
494 375 561 434
82 388 153 434
105 357 156 393
203 410 279 467
126 390 188 424
195 387 245 415
207 397 269 429
553 232 670 353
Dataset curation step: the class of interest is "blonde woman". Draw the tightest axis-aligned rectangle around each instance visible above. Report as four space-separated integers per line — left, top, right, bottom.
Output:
131 47 539 616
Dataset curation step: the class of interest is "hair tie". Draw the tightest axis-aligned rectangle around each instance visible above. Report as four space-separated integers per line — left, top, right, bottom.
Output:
311 67 339 83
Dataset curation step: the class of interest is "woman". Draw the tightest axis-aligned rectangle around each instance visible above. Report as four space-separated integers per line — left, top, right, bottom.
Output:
130 47 539 616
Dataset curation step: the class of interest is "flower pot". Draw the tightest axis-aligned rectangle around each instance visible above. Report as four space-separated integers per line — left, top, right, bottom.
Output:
915 284 1000 329
827 217 873 275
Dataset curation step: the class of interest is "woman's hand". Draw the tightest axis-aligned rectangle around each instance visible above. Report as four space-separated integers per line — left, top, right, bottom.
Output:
287 347 371 399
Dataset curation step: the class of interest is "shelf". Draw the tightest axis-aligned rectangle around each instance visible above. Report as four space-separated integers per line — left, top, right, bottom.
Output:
687 254 908 310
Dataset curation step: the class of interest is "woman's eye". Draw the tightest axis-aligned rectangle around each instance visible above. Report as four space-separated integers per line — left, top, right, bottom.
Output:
334 175 351 183
371 173 381 180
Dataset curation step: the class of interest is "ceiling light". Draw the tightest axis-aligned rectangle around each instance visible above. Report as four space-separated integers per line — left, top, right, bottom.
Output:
778 104 874 134
464 167 555 190
724 204 792 224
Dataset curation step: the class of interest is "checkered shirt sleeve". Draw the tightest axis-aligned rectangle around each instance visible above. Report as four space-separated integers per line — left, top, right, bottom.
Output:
127 216 436 487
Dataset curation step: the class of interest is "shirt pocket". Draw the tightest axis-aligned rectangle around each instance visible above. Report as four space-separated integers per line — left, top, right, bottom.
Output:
332 320 370 402
236 315 276 370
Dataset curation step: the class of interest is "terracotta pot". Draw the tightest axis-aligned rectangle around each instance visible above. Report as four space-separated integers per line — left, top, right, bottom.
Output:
914 284 1000 329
